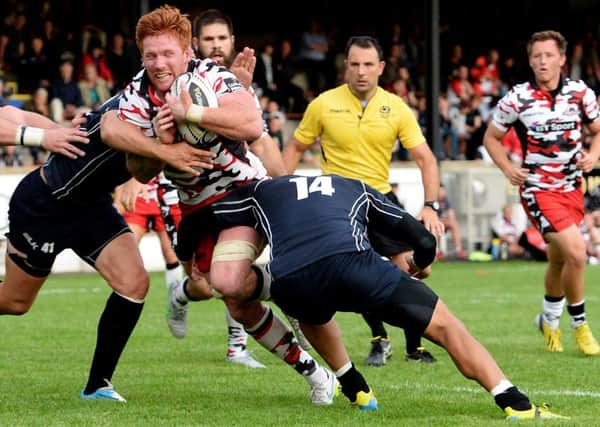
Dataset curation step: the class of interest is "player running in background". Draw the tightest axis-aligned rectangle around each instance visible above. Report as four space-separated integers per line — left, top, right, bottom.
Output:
208 174 568 420
282 35 444 365
484 30 600 356
114 174 184 291
102 5 338 403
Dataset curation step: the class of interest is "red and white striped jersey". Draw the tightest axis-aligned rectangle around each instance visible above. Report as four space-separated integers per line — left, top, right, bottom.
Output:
492 77 600 194
117 58 267 214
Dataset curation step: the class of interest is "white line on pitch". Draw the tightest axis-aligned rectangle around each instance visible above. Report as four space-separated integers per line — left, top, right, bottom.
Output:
39 287 104 295
390 382 600 398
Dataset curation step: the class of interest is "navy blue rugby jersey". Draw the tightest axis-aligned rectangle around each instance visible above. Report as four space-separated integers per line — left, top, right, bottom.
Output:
212 174 412 279
41 95 131 203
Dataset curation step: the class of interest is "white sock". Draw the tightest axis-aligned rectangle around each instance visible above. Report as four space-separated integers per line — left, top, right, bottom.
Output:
335 361 352 377
490 379 514 397
543 296 565 330
165 263 183 289
226 308 248 351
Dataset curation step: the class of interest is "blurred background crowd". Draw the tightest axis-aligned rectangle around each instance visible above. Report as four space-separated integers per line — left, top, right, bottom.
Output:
2 0 600 166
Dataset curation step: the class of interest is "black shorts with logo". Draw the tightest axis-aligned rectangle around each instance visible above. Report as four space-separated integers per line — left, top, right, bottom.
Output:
5 170 130 277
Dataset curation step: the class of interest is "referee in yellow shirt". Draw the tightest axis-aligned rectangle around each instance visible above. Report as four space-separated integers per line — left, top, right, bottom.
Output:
283 35 445 365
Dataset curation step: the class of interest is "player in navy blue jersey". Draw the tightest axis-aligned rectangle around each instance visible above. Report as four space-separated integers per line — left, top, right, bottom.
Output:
0 95 215 402
206 174 568 419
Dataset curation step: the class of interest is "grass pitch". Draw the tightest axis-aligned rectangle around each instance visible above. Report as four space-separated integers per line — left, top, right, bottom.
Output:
1 261 599 426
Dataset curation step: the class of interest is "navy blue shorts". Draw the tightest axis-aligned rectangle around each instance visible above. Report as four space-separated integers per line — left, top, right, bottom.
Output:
271 250 438 333
368 191 412 256
5 170 131 277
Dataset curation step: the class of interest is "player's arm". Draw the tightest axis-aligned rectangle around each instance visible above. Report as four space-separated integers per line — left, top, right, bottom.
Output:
408 142 444 237
100 110 215 176
367 186 437 270
282 136 310 173
249 133 287 177
577 118 600 172
0 105 89 158
483 123 528 186
165 83 263 142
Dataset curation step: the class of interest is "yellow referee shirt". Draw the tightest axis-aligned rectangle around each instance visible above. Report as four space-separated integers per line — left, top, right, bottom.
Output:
294 84 425 193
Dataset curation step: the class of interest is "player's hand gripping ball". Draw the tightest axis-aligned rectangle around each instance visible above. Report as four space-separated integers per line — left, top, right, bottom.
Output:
170 72 219 147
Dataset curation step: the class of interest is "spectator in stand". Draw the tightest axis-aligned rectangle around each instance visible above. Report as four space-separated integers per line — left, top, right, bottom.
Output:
486 48 501 81
105 32 138 94
297 17 330 95
418 94 459 160
41 18 62 80
0 77 7 107
390 78 418 112
78 37 114 92
442 43 464 89
567 41 585 81
491 204 526 259
465 95 486 160
471 57 501 123
381 42 404 88
50 59 84 124
4 12 28 74
437 184 467 259
273 38 307 114
78 62 111 111
19 36 53 93
0 33 9 73
448 64 475 136
266 99 286 151
28 87 51 165
254 41 277 99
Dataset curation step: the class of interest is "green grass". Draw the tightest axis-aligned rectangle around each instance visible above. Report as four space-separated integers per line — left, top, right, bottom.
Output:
1 261 599 426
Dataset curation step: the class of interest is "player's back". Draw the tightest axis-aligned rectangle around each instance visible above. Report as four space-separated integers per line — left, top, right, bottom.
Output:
41 95 130 204
215 174 400 278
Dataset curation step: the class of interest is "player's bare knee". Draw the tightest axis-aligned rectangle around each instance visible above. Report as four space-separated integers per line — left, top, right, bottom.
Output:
211 240 258 298
111 269 149 300
209 264 244 297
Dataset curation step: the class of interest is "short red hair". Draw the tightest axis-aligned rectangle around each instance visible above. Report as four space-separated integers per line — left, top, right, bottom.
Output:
135 5 191 53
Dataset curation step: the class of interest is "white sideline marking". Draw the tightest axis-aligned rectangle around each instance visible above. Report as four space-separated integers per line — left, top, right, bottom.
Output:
390 382 600 398
39 287 103 295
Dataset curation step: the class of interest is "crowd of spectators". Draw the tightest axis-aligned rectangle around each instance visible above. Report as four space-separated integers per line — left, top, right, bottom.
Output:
2 4 600 167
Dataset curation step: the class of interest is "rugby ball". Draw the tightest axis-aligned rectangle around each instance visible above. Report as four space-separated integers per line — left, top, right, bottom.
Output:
170 72 219 147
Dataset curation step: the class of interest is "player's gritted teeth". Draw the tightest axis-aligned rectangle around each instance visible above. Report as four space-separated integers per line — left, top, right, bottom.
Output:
154 72 172 82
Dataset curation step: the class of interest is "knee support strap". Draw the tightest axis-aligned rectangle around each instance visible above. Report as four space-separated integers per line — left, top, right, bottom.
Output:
212 240 261 262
